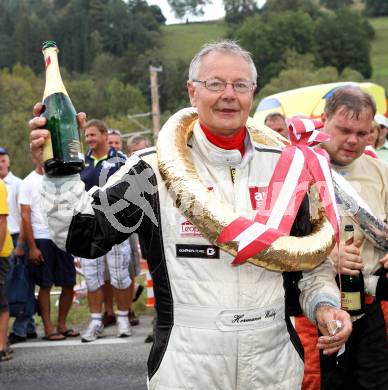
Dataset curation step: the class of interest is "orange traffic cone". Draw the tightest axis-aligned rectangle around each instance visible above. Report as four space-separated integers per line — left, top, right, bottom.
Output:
146 270 154 308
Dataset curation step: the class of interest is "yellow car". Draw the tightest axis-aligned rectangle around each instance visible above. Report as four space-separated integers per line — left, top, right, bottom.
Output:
253 82 387 126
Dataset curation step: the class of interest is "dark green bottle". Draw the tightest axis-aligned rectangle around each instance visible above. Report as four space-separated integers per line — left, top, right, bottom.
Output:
41 41 84 176
336 224 365 316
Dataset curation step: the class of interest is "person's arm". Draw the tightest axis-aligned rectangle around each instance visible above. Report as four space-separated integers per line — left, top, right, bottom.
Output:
0 215 7 253
293 196 352 355
30 103 157 259
14 217 25 257
20 204 43 264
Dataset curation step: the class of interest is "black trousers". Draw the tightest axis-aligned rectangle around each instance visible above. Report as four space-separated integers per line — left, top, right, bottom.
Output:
321 301 388 390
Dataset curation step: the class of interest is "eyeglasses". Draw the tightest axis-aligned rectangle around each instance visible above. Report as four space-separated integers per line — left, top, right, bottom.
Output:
192 79 256 94
108 129 121 136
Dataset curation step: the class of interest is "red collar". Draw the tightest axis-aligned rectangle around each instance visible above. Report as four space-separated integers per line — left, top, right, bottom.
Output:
200 123 246 156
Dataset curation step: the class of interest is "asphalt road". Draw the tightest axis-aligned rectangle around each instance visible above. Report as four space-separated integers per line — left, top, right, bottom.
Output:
1 315 154 390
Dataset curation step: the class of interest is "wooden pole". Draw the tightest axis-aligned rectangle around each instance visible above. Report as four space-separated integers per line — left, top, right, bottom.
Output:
149 65 162 142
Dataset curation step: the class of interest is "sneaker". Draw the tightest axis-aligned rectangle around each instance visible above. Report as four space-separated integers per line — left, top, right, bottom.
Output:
128 310 139 326
0 350 12 362
117 316 132 338
81 321 104 343
144 334 154 343
8 333 26 345
102 312 116 327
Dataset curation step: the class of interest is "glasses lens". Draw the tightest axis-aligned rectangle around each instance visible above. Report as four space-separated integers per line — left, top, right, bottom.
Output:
233 82 252 93
205 80 225 92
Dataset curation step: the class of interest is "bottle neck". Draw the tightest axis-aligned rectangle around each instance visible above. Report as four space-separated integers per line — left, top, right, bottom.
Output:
42 46 68 100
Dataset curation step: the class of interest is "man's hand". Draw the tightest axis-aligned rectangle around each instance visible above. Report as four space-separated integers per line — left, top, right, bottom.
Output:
330 239 364 275
29 102 87 166
379 253 388 277
315 305 352 355
29 246 44 265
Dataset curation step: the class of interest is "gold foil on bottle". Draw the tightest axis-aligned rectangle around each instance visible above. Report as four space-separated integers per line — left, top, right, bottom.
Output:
42 133 54 161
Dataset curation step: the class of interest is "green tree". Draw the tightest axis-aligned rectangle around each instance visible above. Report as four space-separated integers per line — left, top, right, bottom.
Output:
257 63 363 102
319 0 353 9
167 0 213 19
262 0 319 17
314 8 372 78
234 11 316 87
364 0 388 16
224 0 259 24
0 65 40 177
105 78 147 117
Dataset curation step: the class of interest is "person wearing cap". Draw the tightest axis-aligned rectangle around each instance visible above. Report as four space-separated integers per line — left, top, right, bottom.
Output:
0 147 37 344
374 113 388 161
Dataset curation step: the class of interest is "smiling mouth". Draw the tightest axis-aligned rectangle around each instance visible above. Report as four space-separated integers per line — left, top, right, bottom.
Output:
217 108 238 113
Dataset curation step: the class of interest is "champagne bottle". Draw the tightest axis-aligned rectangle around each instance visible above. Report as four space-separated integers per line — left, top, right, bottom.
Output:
41 40 84 176
336 224 365 316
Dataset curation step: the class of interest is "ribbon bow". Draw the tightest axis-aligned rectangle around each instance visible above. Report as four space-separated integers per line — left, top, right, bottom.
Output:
217 118 340 265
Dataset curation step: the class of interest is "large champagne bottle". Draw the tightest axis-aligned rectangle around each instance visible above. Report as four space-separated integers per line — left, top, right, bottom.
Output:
41 40 84 176
336 224 365 316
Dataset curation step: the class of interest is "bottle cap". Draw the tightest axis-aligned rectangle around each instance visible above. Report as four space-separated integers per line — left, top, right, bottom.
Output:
42 41 57 50
344 224 354 231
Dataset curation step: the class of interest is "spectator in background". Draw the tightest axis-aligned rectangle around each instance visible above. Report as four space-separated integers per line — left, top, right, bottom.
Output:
20 161 77 341
364 120 380 159
264 112 289 138
108 129 123 152
126 134 151 155
0 147 37 344
374 114 388 161
80 119 132 342
321 87 388 389
0 178 13 361
106 129 143 327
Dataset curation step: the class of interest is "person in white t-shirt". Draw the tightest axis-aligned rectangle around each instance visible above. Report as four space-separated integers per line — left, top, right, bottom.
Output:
19 162 78 341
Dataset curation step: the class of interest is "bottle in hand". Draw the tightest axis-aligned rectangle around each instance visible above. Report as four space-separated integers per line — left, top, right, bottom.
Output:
41 40 84 176
336 224 365 316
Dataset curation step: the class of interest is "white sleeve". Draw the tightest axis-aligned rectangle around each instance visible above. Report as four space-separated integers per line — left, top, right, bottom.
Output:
298 258 341 323
18 178 32 206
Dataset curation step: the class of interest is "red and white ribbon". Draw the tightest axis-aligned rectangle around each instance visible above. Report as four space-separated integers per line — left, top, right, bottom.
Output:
217 118 340 265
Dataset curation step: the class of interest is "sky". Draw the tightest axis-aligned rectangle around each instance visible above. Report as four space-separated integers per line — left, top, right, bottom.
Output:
146 0 226 25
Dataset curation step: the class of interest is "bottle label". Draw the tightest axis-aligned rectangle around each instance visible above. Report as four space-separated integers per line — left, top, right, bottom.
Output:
67 139 82 159
341 291 361 311
43 135 54 161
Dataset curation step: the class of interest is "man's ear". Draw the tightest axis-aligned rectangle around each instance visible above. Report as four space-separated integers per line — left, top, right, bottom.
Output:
187 80 197 107
321 111 327 125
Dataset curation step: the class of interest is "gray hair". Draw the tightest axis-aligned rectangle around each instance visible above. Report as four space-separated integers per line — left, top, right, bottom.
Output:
264 112 286 124
324 86 376 119
127 134 151 150
188 40 257 83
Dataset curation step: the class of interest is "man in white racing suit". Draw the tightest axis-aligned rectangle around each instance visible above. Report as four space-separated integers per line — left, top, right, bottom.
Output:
29 41 351 390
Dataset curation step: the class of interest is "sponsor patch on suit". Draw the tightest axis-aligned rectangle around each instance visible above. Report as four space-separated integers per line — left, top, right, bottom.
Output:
176 244 220 259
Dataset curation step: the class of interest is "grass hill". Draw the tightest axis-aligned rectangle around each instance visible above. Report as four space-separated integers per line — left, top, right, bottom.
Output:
160 20 227 62
160 16 388 92
369 16 388 90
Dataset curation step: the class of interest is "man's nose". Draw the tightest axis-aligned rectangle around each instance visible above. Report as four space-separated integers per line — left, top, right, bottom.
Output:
347 133 358 144
221 83 237 98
